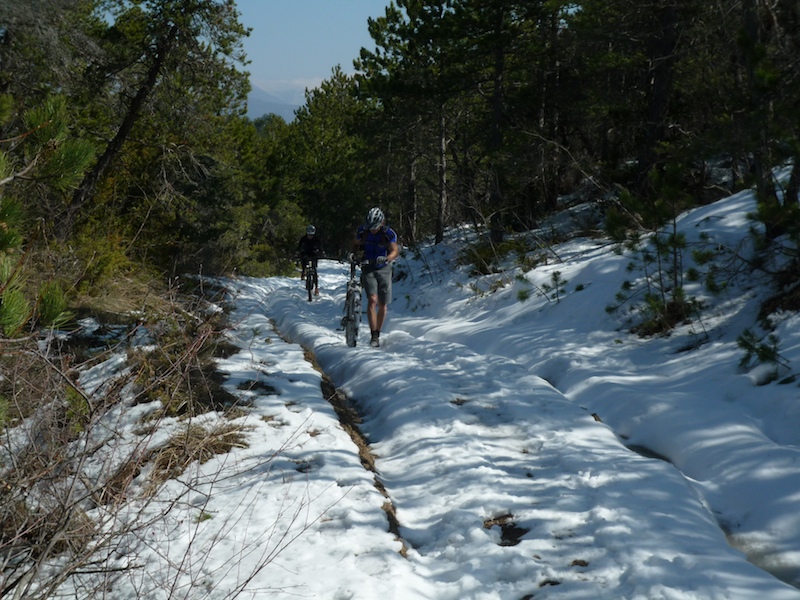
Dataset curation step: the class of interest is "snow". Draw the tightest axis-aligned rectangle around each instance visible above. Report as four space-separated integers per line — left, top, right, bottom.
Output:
75 187 800 599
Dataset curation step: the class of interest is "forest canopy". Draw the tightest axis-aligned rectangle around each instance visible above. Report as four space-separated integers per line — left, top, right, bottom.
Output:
1 0 799 328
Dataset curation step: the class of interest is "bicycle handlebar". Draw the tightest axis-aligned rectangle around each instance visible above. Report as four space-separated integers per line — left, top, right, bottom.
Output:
348 253 391 268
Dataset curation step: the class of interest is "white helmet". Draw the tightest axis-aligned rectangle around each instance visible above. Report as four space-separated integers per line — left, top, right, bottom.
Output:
366 207 384 229
306 225 316 235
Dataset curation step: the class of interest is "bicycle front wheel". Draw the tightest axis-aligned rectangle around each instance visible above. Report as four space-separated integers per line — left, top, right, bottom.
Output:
306 268 314 302
344 287 360 347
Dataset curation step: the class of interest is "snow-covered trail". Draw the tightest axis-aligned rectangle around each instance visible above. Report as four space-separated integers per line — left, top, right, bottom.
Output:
222 259 798 600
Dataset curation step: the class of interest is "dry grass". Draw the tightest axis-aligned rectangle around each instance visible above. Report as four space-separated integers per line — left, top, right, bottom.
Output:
146 421 252 494
0 274 252 593
71 273 169 317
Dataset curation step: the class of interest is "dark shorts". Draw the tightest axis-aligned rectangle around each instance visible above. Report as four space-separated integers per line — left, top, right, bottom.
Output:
362 265 392 304
300 254 318 268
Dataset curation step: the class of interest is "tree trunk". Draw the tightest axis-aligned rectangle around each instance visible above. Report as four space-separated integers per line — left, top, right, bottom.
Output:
635 5 679 198
786 153 800 207
63 24 178 237
404 154 418 245
741 0 782 239
488 5 505 244
435 110 447 244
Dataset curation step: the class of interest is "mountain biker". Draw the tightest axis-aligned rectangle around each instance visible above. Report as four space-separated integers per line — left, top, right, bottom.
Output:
297 225 324 295
353 207 399 347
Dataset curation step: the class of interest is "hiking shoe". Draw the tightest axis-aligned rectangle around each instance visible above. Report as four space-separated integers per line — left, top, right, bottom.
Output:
314 288 319 295
370 333 380 348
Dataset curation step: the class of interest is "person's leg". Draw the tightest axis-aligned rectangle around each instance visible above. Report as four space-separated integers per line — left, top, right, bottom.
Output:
374 302 387 331
366 294 379 332
369 297 382 346
370 267 392 346
361 269 380 339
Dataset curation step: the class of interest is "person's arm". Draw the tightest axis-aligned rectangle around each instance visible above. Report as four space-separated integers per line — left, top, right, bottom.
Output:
351 229 364 256
384 228 399 263
386 241 399 263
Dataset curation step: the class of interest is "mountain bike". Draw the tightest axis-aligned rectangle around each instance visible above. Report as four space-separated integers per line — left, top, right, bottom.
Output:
342 255 365 347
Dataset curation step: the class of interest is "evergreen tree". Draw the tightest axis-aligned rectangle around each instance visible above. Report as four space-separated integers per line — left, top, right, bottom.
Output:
67 0 250 238
0 96 93 335
287 67 375 253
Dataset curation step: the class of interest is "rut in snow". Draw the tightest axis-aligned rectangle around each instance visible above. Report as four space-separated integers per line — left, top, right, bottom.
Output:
303 347 409 557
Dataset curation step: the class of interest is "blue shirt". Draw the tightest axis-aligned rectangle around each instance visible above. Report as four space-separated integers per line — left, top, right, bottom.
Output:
357 225 397 267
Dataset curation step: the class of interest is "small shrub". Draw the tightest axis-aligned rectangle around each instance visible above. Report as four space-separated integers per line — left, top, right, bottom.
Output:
541 271 568 303
488 278 507 294
0 287 29 336
64 386 90 436
0 394 8 426
517 252 544 272
128 304 239 418
36 281 73 329
0 199 23 252
633 290 701 336
73 228 132 294
0 253 31 337
196 511 214 522
460 237 530 275
737 329 786 370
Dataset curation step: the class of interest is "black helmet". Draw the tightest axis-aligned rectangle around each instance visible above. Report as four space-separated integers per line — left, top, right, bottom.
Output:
306 225 316 235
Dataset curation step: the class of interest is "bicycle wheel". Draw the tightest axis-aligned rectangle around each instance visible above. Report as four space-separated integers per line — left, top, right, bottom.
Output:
344 285 360 347
306 266 314 302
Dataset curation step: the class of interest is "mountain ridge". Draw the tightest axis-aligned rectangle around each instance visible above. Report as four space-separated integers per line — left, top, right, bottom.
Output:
246 85 300 122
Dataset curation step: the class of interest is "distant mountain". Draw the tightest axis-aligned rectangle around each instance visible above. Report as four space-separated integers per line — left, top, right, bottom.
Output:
246 86 301 122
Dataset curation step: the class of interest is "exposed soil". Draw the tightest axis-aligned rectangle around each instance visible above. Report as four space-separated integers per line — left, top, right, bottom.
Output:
482 513 530 547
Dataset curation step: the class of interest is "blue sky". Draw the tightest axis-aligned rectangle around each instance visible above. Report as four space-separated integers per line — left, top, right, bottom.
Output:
234 0 390 103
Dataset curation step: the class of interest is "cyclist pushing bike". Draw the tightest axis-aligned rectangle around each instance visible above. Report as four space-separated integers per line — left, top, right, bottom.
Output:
297 225 324 296
351 207 399 347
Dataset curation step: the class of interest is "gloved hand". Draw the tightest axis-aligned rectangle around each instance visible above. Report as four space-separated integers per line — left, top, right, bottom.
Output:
375 255 388 266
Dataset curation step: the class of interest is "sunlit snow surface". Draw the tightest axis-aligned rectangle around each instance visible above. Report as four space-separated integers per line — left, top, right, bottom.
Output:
78 188 800 599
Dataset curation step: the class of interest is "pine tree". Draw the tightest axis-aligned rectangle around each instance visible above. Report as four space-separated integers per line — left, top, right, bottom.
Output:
0 96 91 336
